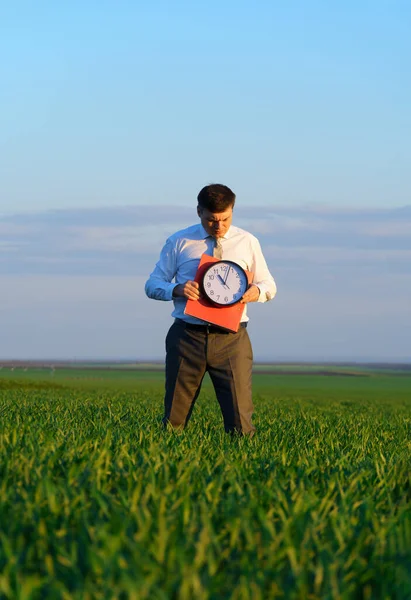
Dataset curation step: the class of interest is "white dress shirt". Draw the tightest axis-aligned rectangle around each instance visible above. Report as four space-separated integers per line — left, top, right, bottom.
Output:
145 223 277 324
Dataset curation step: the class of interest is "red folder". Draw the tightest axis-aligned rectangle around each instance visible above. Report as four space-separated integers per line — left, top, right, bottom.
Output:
184 254 253 332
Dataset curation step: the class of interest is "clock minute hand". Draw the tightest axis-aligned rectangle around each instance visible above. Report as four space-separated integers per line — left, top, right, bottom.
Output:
223 265 231 285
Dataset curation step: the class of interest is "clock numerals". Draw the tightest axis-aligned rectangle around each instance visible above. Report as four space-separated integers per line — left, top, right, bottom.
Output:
203 261 247 306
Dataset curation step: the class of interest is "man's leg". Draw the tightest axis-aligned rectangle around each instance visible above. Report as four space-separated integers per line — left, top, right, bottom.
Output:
207 328 255 436
163 321 207 429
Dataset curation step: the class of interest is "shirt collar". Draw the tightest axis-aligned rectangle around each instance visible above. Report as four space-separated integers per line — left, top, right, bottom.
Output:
224 226 233 239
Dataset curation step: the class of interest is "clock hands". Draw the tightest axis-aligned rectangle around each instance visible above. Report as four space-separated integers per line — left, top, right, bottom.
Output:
217 274 229 289
220 266 231 289
223 265 231 285
203 261 247 306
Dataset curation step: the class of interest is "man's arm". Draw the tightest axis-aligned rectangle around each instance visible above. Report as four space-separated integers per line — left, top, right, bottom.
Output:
145 239 179 301
241 237 276 304
145 238 201 301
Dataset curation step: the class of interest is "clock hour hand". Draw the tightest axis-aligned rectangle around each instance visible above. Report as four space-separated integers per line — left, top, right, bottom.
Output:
217 274 229 288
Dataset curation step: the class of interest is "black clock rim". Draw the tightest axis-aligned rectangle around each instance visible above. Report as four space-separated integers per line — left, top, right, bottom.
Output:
201 260 248 306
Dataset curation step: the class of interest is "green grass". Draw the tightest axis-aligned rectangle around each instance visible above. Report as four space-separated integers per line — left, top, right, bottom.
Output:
0 370 410 599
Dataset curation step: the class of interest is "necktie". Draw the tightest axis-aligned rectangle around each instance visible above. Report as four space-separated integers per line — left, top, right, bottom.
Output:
212 237 223 259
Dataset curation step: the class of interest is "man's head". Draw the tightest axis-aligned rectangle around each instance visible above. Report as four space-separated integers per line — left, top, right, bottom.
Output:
197 184 235 238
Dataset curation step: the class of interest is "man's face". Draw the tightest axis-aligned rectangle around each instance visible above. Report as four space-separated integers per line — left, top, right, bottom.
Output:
197 206 233 238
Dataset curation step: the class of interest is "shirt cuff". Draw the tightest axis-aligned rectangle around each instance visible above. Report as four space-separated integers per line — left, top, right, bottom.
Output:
167 283 179 301
253 283 274 303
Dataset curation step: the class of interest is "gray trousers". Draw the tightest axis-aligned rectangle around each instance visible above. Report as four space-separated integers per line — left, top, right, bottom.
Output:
163 319 255 435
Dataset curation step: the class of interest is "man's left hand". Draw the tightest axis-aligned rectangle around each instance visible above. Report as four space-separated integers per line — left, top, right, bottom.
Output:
240 284 260 304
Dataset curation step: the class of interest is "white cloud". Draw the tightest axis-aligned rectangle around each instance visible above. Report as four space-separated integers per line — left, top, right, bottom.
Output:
0 241 19 252
357 222 411 237
0 223 39 235
263 245 411 264
3 204 411 275
1 204 410 360
67 224 178 253
235 214 328 235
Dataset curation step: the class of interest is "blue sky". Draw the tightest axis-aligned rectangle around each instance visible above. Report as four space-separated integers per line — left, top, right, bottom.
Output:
1 1 410 211
1 2 410 361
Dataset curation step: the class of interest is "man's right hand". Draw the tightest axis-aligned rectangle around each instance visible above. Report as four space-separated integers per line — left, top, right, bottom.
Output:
172 281 201 301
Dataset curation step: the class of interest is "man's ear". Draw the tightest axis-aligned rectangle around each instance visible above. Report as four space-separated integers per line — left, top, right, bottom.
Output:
197 205 202 218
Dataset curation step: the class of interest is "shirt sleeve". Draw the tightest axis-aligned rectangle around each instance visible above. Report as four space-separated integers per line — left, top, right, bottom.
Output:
250 237 277 303
145 238 179 301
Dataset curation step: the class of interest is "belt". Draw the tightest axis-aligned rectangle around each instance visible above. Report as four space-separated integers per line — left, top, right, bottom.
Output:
175 319 247 333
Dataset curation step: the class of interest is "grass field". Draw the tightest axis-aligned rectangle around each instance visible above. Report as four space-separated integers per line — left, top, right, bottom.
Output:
0 368 410 599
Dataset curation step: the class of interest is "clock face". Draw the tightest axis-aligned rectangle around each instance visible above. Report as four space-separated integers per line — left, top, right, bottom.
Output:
202 261 249 306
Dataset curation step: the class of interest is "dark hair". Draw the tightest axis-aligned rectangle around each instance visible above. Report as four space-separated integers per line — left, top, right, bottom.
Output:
197 184 236 212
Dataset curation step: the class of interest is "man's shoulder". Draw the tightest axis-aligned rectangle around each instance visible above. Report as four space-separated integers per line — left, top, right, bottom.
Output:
166 224 203 245
229 225 259 244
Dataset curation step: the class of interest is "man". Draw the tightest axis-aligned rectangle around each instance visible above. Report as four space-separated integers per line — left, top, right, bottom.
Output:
145 184 276 435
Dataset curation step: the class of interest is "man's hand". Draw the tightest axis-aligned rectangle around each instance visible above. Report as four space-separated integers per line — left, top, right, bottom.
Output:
173 281 201 301
240 284 260 304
